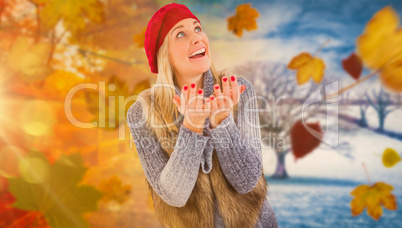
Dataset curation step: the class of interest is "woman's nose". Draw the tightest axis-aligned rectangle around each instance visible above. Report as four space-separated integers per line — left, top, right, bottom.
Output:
190 32 202 45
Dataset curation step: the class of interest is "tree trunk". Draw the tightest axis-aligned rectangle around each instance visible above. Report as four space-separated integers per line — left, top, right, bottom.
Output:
272 150 289 179
378 111 385 132
358 106 368 127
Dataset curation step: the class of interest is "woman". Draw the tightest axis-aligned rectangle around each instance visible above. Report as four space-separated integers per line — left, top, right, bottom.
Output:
127 3 278 228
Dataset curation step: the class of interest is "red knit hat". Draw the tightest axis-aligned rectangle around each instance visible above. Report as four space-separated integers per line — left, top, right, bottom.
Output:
144 3 201 74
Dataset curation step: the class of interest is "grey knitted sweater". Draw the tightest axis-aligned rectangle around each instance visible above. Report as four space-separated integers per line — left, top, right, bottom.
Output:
126 69 278 228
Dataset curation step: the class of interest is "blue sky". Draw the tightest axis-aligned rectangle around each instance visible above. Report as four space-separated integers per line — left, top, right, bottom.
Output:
180 0 402 85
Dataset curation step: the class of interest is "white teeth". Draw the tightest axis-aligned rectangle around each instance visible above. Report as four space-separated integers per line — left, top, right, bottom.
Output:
189 48 206 58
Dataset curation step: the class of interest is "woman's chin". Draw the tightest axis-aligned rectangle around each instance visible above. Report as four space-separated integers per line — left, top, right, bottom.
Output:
188 56 210 70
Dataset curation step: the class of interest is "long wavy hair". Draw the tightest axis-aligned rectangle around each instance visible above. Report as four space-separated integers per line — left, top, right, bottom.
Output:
141 35 236 151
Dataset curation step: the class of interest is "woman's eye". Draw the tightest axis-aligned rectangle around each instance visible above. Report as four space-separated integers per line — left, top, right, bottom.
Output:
177 26 202 38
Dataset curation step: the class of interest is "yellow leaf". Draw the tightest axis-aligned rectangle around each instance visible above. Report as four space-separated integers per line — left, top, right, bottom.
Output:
380 57 402 92
98 175 131 204
382 148 401 168
43 70 86 98
133 27 146 48
350 182 397 220
227 3 259 37
39 0 104 33
287 52 326 85
7 37 54 81
356 6 402 92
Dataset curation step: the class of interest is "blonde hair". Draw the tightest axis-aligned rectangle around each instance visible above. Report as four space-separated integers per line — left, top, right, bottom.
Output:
142 35 236 150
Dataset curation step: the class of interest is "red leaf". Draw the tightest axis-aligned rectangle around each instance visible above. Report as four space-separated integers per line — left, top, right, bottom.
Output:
0 177 49 227
290 120 323 160
342 52 363 80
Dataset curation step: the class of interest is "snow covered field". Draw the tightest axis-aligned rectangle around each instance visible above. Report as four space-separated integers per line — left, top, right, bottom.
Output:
261 105 402 227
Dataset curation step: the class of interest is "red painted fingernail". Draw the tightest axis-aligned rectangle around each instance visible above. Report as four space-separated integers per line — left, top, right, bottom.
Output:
183 85 188 90
211 96 214 100
198 89 202 94
191 83 196 88
214 85 219 90
223 77 228 82
231 76 235 81
206 99 210 102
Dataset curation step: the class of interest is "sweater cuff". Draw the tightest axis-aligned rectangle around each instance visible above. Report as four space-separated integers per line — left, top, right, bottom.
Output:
206 112 235 134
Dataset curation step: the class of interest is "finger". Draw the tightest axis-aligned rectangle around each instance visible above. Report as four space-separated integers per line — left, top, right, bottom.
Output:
230 76 239 105
189 83 197 109
213 84 225 109
180 85 188 113
196 89 204 111
209 95 218 112
204 97 211 112
222 76 232 107
208 95 218 126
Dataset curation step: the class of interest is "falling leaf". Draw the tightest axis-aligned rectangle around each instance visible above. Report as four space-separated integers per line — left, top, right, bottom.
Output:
98 175 131 204
133 27 146 48
288 52 326 85
7 151 103 228
342 52 363 80
7 37 54 81
356 6 402 92
350 182 397 220
290 120 323 160
382 148 401 168
380 59 402 92
227 3 259 37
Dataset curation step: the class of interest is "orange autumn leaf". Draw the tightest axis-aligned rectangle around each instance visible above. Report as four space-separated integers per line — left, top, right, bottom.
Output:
382 148 401 168
98 175 131 204
227 3 259 37
356 6 402 92
39 0 104 34
7 37 54 81
350 182 397 220
133 27 146 48
288 52 326 85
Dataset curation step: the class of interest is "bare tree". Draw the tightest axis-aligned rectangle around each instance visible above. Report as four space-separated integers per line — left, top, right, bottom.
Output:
365 88 399 132
232 61 328 179
357 99 369 127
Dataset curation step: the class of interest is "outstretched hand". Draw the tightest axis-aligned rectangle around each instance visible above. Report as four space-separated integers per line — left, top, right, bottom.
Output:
209 75 246 128
173 83 210 134
173 75 246 132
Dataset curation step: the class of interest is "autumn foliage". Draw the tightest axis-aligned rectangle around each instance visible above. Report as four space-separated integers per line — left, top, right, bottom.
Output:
350 182 397 220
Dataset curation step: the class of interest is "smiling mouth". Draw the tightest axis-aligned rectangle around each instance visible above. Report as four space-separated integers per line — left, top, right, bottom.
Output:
189 47 206 59
189 52 205 59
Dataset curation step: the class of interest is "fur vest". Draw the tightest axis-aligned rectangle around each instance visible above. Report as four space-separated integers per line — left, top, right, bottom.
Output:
139 88 268 228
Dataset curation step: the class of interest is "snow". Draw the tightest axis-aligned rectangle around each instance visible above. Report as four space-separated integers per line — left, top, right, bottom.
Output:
261 104 402 227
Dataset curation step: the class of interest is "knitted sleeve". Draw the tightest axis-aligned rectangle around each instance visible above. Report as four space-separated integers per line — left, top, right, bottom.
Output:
126 101 209 207
205 77 263 194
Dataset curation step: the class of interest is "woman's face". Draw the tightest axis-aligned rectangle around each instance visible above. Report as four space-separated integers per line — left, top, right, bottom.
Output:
167 18 211 78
